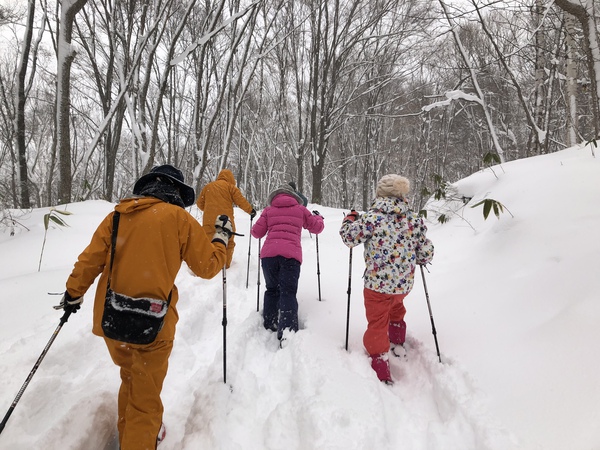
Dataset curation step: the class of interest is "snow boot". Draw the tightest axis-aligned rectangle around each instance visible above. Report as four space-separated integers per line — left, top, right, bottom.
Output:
157 423 166 446
391 344 407 358
370 353 393 384
389 320 406 346
279 337 288 349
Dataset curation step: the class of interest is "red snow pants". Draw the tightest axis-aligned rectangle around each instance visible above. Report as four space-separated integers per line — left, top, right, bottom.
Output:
363 288 407 355
104 337 173 450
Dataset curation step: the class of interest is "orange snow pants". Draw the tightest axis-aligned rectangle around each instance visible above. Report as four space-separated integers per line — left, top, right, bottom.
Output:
104 338 173 450
363 288 407 355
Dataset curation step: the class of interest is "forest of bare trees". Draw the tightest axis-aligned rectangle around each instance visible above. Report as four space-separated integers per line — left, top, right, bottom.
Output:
0 0 597 213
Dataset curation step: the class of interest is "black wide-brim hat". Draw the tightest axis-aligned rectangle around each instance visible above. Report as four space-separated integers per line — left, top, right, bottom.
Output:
133 164 196 207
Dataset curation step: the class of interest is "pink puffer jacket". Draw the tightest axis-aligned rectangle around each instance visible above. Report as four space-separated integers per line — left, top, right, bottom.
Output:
251 193 324 263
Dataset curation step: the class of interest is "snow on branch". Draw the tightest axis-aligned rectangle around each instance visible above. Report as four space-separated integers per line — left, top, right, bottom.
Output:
422 90 483 112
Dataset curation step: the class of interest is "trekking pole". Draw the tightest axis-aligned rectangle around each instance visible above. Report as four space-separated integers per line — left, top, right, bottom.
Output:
316 234 322 301
0 309 73 435
222 266 228 383
344 247 353 351
256 238 262 312
420 265 442 363
245 217 253 289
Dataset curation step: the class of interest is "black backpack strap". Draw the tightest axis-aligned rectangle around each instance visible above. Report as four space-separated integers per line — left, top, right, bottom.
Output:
107 211 120 289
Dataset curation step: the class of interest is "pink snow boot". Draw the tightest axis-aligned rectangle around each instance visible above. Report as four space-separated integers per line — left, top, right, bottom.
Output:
389 320 406 345
370 353 393 384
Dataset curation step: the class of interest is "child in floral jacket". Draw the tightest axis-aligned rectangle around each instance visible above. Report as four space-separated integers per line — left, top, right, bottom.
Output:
339 174 434 384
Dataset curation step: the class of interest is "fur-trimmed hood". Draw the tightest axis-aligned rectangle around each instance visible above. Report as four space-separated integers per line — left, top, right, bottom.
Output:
268 185 303 205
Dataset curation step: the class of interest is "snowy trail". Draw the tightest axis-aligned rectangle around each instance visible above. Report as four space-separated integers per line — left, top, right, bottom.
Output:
141 256 517 450
0 202 518 450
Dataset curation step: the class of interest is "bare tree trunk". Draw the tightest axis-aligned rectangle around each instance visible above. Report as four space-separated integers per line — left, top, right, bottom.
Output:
56 0 88 205
0 57 18 208
565 12 579 146
14 0 36 208
532 0 546 155
555 0 600 137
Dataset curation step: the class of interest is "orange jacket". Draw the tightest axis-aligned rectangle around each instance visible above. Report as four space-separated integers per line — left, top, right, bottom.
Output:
66 197 227 341
197 169 253 234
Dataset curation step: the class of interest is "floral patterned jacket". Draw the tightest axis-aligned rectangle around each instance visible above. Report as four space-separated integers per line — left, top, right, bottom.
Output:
339 196 434 294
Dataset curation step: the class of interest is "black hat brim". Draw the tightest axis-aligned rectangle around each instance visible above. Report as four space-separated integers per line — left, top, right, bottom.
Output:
133 173 196 207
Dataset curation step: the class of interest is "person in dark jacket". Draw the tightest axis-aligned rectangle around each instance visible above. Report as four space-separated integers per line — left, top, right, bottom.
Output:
339 174 434 384
56 165 232 450
251 184 324 345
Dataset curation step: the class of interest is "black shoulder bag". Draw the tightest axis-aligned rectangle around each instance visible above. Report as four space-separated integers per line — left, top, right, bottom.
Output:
101 212 172 345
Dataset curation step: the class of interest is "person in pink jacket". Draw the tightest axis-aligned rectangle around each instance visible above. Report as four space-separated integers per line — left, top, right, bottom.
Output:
251 184 324 344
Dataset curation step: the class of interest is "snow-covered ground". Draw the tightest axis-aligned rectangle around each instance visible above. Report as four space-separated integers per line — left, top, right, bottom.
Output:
1 144 599 450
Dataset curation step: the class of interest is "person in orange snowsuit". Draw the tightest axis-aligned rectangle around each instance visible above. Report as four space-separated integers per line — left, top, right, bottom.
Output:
197 169 256 268
56 165 232 450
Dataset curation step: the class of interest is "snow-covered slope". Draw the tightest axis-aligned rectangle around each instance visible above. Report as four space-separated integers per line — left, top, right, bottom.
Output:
0 144 598 450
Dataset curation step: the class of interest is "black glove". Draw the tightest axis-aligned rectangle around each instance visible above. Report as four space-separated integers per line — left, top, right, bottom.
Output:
212 215 233 246
53 291 83 314
343 209 359 223
250 208 257 220
312 210 321 216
